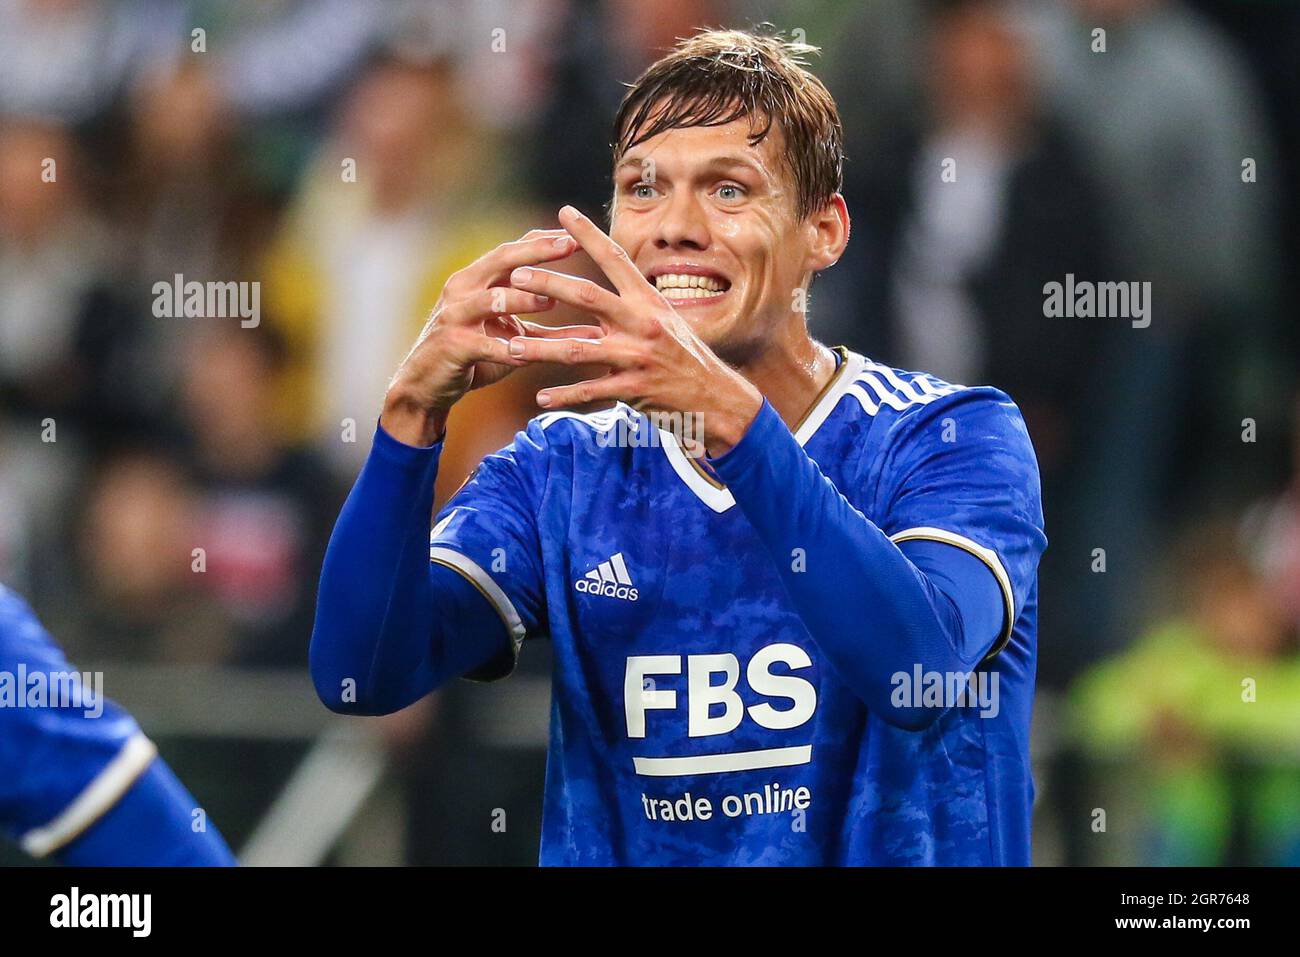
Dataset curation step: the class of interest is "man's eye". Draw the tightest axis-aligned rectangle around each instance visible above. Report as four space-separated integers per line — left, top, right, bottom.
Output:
715 184 746 203
631 183 657 199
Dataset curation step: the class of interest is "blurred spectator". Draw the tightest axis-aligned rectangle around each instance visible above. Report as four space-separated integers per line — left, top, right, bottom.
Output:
889 1 1112 429
1070 521 1300 864
525 0 735 214
161 0 382 120
177 324 344 667
0 416 79 598
262 53 543 471
0 117 168 435
59 447 231 664
1024 0 1275 322
91 1 392 419
98 55 283 438
0 122 98 414
128 0 385 190
1244 391 1300 634
822 0 1115 684
116 58 255 381
1019 0 1283 668
1187 0 1300 377
0 0 167 124
387 0 561 132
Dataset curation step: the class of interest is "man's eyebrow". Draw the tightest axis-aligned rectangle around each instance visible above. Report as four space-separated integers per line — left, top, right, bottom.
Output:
698 154 766 176
615 154 767 177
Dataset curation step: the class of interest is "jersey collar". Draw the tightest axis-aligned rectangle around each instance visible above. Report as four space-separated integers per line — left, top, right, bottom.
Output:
658 346 864 513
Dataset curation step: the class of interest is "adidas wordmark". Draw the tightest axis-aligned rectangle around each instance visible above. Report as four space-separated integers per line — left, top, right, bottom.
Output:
575 552 639 601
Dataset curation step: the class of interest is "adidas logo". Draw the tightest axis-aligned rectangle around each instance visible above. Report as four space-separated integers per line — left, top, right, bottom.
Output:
574 552 639 601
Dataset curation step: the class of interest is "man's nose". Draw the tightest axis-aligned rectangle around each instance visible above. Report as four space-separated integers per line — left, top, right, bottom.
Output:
654 190 711 250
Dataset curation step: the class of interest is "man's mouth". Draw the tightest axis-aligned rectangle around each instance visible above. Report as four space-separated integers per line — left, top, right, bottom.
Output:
648 266 731 305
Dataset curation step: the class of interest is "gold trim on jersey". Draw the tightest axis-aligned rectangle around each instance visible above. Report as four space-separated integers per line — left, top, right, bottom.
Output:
889 526 1017 659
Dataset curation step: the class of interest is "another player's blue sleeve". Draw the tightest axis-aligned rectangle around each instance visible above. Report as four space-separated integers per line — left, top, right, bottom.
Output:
59 758 236 866
708 391 1044 729
310 419 541 715
0 587 234 864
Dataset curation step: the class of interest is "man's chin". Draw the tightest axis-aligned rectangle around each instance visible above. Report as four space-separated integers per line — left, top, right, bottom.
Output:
666 300 761 365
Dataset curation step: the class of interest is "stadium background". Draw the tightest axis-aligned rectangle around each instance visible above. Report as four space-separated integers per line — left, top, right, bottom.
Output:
1 0 1297 865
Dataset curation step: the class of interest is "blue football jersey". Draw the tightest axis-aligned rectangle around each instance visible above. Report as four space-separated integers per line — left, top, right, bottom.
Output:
430 347 1046 865
0 585 158 857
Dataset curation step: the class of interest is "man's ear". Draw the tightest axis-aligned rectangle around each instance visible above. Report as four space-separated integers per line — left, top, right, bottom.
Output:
804 193 850 273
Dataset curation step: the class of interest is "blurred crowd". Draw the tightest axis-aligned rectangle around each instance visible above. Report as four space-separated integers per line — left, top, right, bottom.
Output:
0 0 1297 864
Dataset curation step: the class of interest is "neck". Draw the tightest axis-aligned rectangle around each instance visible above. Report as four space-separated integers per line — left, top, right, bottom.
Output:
733 323 837 431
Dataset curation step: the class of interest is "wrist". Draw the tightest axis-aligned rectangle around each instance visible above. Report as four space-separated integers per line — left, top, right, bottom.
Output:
380 390 449 447
703 376 763 457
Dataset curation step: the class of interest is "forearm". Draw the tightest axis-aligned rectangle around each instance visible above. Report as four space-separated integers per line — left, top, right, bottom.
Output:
708 400 1002 729
309 424 507 714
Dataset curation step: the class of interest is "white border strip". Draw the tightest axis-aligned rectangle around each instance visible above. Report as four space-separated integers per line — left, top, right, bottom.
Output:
633 745 812 776
429 546 525 642
793 350 865 444
20 731 158 857
657 430 736 513
889 526 1016 654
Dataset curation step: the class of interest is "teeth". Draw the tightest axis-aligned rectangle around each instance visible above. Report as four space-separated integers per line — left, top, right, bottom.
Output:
660 286 723 299
654 272 726 294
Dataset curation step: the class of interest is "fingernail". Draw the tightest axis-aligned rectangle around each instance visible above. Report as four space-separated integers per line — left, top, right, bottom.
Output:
537 392 552 407
553 236 572 248
559 205 579 221
511 267 532 283
536 295 551 306
509 338 525 356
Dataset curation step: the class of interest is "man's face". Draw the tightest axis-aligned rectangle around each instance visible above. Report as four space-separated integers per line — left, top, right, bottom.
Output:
609 115 812 364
